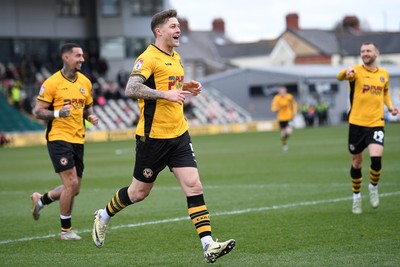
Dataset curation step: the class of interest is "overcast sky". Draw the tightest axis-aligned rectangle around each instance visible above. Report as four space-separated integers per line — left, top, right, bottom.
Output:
169 0 400 42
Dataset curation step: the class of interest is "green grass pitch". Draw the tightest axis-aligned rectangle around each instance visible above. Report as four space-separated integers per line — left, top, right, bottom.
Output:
1 124 399 266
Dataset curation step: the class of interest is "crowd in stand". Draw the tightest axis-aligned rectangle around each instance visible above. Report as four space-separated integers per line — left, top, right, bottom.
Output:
0 54 133 117
0 55 200 129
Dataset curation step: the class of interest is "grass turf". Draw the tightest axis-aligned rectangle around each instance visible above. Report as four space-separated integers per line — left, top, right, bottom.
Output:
0 124 399 266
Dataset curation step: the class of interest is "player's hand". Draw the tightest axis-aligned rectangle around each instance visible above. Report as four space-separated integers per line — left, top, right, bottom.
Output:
389 107 399 116
59 104 71 117
87 114 99 125
183 80 202 96
164 89 191 105
346 67 356 78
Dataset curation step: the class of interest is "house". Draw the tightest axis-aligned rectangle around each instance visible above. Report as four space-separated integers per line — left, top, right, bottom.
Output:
216 13 400 68
175 17 234 81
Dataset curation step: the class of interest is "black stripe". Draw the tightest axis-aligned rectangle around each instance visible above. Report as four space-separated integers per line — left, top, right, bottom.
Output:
45 102 55 141
143 74 157 136
348 80 355 120
195 221 211 228
190 210 209 219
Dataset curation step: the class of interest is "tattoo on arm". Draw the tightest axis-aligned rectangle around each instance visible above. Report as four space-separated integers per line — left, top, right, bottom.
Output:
84 105 93 119
35 109 55 120
34 101 54 120
125 76 164 100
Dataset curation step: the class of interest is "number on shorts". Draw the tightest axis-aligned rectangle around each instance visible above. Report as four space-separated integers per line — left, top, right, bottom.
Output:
373 130 384 143
189 143 196 160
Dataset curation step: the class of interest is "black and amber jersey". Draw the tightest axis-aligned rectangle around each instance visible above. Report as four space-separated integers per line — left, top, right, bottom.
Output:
37 71 93 144
131 44 188 138
337 65 393 127
271 93 297 121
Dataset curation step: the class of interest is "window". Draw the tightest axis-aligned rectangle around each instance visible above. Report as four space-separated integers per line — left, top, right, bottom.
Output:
249 84 298 97
130 0 163 16
100 37 125 59
308 83 338 94
126 37 153 58
57 0 84 17
101 0 121 17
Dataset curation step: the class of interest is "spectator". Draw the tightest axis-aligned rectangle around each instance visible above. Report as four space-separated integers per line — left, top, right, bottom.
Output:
10 80 22 110
316 99 329 126
0 133 10 147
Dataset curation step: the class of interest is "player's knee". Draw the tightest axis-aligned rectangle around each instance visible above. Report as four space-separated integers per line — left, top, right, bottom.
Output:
187 179 203 195
351 156 362 168
130 189 150 202
370 156 382 171
71 181 80 195
135 192 148 202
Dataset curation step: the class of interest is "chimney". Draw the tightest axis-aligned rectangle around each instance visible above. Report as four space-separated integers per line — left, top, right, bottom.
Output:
343 16 360 31
178 17 189 33
286 13 299 31
212 18 225 34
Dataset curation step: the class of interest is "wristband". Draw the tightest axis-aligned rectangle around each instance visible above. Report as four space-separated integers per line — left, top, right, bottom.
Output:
54 110 60 118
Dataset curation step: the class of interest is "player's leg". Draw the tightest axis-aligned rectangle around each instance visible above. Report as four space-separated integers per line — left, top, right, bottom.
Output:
174 167 209 239
348 124 366 214
174 167 235 263
93 135 161 247
279 121 290 151
350 153 363 214
31 185 63 220
57 142 84 240
172 132 235 263
58 167 82 240
92 178 153 247
367 143 384 208
284 125 293 141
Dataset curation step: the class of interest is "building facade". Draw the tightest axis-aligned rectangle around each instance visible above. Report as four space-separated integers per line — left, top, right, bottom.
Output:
0 0 170 79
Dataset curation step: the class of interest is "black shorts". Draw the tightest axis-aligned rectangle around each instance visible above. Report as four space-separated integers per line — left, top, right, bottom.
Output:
348 124 384 154
279 121 289 129
47 140 84 177
133 131 197 183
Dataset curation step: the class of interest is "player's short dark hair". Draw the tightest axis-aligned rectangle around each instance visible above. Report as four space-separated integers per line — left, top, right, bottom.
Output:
150 9 178 37
60 43 81 55
362 41 379 51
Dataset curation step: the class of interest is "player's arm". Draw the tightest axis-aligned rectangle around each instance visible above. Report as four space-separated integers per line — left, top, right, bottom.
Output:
383 89 399 115
271 97 279 112
183 80 202 96
292 99 298 118
84 105 99 125
337 67 356 81
125 75 189 105
34 99 70 120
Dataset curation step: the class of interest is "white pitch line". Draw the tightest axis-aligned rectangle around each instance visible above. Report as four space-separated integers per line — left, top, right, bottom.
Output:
1 191 399 245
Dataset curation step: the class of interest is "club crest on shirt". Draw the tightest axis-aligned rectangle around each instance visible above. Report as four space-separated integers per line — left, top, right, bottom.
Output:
80 87 85 95
60 157 68 166
39 85 45 96
134 59 144 70
380 76 385 83
143 168 153 179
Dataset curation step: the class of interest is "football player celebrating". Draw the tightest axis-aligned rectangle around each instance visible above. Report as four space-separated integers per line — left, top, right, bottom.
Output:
337 42 399 214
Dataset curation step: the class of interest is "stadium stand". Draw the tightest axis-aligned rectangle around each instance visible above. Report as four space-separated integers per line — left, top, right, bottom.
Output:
89 87 252 131
0 86 252 133
0 95 44 132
